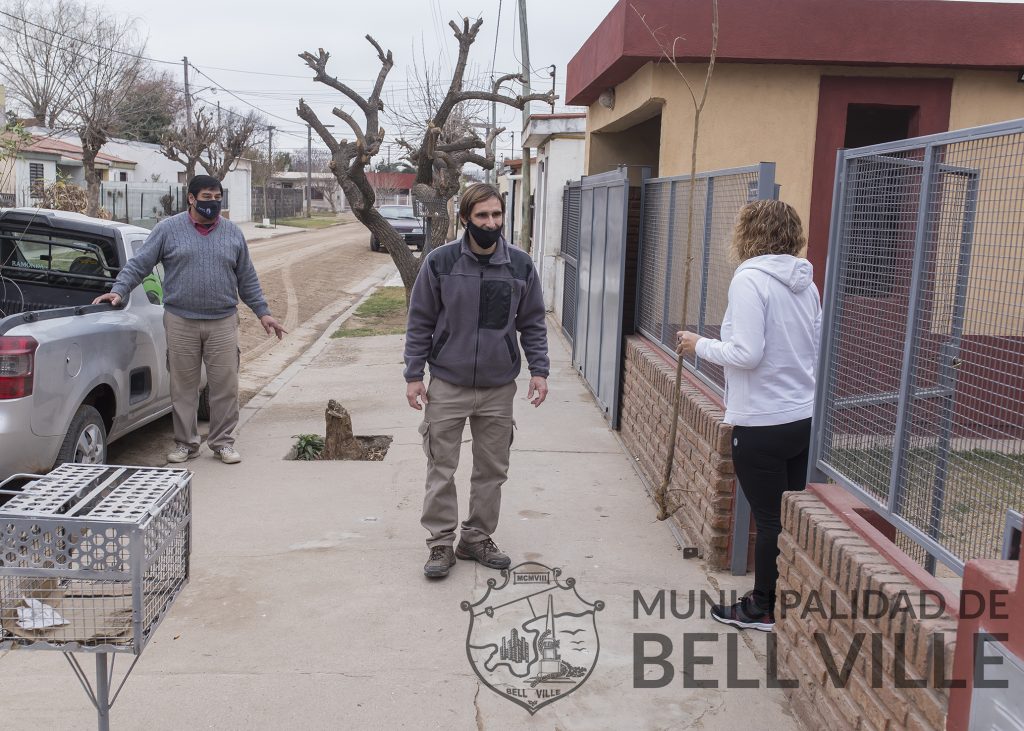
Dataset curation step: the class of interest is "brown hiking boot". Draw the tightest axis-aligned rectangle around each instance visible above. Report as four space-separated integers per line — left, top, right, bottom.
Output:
455 538 511 569
424 545 455 578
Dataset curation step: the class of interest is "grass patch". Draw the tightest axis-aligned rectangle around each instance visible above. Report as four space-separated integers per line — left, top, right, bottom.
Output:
333 286 408 338
274 216 342 229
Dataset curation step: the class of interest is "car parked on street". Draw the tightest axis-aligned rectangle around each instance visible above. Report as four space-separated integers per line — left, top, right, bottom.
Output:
0 208 206 480
370 205 425 252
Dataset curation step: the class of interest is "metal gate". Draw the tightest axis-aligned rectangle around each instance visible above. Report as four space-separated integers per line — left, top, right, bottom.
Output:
810 118 1024 573
572 167 638 427
560 180 581 341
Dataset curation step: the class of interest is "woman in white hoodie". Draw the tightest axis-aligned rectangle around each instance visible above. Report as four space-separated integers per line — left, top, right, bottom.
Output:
677 199 822 632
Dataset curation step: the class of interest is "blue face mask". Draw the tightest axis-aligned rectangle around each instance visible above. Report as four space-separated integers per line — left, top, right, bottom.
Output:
193 198 222 220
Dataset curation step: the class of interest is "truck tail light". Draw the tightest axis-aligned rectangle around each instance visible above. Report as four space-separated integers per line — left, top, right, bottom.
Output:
0 335 37 399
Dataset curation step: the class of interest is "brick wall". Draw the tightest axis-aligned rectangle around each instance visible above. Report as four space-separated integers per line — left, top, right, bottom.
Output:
619 335 751 570
776 491 958 731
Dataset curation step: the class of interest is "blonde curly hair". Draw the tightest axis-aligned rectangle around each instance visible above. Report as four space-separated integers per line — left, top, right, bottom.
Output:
731 199 805 261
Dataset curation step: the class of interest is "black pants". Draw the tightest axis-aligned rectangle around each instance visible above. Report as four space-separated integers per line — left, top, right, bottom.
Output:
731 417 812 611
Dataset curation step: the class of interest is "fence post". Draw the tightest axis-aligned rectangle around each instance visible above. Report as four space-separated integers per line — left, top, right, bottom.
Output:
696 177 715 339
660 180 679 345
756 162 776 201
923 170 981 574
808 150 850 484
886 145 940 564
125 183 129 223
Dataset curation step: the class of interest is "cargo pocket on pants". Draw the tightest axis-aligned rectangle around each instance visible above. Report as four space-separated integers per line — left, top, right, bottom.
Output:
418 420 432 460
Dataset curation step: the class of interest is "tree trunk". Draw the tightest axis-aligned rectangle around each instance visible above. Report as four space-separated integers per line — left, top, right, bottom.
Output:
79 133 103 218
323 400 367 460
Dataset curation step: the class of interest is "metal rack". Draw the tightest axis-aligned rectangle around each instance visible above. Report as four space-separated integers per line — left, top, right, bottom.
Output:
0 464 192 730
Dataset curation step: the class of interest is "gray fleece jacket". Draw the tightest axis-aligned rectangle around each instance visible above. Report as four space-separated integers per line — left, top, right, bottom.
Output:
403 233 549 388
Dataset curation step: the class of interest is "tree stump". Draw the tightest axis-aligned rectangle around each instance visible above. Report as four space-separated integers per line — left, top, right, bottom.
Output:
324 400 367 460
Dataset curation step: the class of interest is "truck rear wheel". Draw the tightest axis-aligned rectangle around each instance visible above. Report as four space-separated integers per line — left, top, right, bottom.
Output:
54 405 107 468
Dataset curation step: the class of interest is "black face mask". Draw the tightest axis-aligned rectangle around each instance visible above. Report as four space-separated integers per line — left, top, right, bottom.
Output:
466 219 501 248
192 198 222 220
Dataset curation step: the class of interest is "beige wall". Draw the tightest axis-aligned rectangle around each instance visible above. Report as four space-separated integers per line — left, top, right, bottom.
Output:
585 61 1024 242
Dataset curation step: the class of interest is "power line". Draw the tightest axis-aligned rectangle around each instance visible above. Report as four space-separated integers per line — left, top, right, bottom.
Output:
490 0 504 77
0 9 174 67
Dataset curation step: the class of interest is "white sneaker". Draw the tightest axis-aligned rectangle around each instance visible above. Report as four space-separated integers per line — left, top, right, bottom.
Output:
216 446 242 464
167 445 199 463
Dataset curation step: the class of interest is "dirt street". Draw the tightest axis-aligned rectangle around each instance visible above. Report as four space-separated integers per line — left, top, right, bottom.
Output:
108 219 396 466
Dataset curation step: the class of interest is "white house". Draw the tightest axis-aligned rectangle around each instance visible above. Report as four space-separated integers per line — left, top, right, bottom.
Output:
10 129 253 224
509 113 586 317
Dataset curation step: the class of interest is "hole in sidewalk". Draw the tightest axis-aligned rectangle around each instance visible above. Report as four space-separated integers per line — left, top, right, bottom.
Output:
287 435 393 461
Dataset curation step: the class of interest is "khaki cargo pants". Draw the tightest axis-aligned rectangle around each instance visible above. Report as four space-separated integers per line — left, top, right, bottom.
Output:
164 310 240 452
419 377 516 548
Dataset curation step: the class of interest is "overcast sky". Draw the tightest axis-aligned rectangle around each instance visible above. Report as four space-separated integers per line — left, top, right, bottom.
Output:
93 0 619 162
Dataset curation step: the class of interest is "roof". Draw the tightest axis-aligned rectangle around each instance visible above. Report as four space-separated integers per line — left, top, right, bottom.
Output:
567 0 1024 106
24 135 137 167
365 171 416 190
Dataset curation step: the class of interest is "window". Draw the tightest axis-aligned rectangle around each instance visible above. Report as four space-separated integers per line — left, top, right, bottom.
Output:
118 171 128 182
29 163 44 198
0 225 113 282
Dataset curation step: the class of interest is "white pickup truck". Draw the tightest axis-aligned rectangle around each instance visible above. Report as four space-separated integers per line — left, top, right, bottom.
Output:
0 208 205 480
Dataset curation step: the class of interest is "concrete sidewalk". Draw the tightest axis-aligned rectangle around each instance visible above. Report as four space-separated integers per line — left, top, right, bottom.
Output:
1 317 802 730
235 220 307 241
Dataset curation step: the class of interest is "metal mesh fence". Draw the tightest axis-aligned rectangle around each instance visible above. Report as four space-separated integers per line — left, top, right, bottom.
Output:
252 187 304 220
636 164 777 394
100 183 191 228
814 120 1024 572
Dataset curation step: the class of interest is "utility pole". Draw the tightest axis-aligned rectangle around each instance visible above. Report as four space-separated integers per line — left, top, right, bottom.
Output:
182 57 192 128
490 75 498 185
518 0 532 253
549 65 556 113
264 125 274 223
306 124 312 218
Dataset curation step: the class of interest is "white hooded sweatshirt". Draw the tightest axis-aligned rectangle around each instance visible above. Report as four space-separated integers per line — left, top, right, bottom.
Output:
695 254 822 427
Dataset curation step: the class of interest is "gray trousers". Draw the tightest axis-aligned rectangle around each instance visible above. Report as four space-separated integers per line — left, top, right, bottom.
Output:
419 377 516 548
164 310 240 452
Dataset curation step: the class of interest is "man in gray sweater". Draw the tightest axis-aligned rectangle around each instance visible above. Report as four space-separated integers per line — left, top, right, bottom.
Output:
94 175 285 464
405 183 549 578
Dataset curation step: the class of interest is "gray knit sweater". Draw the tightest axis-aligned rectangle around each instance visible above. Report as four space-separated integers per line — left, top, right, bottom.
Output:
111 212 270 320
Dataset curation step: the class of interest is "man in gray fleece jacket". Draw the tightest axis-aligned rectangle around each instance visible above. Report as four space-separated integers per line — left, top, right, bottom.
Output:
405 183 549 579
94 175 285 465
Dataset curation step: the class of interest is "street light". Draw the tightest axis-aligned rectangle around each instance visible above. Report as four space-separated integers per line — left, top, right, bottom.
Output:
306 123 335 218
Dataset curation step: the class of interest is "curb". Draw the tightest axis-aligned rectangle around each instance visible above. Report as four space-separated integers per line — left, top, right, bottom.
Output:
237 261 398 430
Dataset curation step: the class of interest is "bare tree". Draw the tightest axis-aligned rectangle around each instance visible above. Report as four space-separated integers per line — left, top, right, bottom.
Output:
297 17 554 294
0 0 86 127
60 11 147 216
164 106 265 183
201 109 265 180
630 2 720 521
161 108 219 182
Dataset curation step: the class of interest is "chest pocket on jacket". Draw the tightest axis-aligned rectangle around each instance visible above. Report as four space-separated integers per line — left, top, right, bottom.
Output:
479 280 512 330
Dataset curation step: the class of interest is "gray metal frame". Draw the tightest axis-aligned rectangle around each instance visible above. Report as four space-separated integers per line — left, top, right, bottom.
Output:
0 464 191 730
636 162 779 397
809 117 1024 575
572 166 637 428
633 162 779 576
